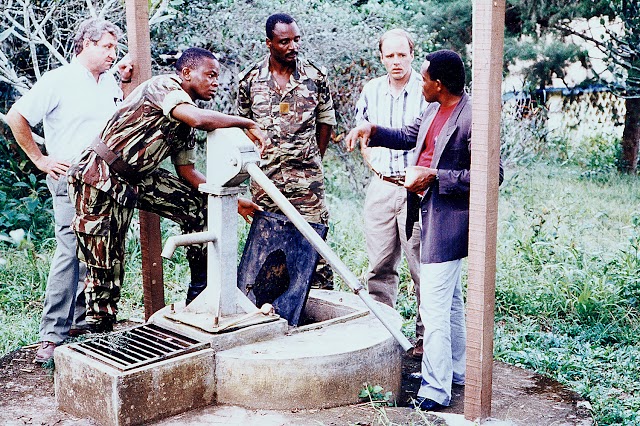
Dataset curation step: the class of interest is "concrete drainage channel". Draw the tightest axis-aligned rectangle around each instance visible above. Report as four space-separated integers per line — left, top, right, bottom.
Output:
55 290 403 426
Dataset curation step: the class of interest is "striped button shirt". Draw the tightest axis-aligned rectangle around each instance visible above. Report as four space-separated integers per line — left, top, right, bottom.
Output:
354 69 428 176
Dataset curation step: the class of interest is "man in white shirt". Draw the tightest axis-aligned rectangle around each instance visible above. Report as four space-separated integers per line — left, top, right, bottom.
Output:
5 18 132 363
354 29 428 357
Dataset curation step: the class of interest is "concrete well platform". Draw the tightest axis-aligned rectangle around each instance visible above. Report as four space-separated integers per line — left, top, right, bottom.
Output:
215 290 404 410
55 290 404 425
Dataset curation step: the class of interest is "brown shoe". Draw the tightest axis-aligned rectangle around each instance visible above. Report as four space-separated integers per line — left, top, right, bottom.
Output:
409 338 424 360
34 341 57 364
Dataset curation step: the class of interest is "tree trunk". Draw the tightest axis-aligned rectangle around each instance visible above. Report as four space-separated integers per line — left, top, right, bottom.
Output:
620 97 640 174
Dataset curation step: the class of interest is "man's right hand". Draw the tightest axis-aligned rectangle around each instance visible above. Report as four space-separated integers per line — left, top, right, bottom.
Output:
35 156 70 180
344 122 374 152
5 107 70 180
404 165 437 194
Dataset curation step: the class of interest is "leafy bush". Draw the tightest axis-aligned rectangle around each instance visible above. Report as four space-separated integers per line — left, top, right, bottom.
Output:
576 133 622 180
0 135 53 242
500 99 623 179
500 100 550 167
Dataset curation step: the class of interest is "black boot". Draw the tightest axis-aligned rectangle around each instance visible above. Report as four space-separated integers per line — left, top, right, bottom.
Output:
185 249 207 305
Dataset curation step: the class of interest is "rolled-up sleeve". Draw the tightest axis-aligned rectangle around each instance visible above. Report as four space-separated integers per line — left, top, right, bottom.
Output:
316 79 337 126
161 89 196 119
172 147 197 166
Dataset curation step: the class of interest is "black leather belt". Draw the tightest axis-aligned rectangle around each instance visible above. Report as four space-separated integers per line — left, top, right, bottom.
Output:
90 138 137 181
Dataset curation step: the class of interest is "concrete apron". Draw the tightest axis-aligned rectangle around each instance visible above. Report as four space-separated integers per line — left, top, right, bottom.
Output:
54 289 404 426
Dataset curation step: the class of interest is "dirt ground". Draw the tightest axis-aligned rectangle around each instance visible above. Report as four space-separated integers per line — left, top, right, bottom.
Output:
0 323 594 426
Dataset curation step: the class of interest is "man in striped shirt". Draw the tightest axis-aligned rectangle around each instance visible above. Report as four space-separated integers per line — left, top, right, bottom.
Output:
354 29 428 357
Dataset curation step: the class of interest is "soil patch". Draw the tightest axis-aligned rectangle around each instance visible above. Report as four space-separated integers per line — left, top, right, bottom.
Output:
0 325 594 426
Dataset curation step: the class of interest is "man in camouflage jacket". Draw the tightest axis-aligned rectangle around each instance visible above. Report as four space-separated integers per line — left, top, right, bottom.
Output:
237 13 337 289
68 48 266 330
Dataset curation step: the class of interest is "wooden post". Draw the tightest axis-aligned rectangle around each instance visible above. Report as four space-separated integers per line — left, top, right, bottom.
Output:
465 0 505 421
124 0 165 320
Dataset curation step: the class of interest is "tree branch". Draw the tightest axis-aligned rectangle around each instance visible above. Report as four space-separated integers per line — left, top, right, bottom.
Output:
85 0 97 18
27 7 68 65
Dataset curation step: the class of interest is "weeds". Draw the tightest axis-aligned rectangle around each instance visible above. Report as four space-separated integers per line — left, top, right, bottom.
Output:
495 165 640 424
357 383 441 426
0 135 53 241
359 383 395 407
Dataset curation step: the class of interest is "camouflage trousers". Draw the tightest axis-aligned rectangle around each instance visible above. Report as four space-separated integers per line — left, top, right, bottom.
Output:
250 167 334 289
68 168 206 324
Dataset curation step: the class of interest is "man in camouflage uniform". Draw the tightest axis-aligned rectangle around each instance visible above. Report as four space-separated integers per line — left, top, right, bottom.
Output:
237 13 337 289
68 47 266 330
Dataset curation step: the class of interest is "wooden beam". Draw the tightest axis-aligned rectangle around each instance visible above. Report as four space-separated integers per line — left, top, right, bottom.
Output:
465 0 506 421
124 0 165 320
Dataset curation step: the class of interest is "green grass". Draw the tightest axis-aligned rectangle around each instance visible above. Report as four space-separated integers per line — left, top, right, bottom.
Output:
495 165 640 425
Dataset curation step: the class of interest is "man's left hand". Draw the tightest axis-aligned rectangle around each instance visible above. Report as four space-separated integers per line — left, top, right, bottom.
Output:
238 198 262 223
117 54 133 83
404 166 437 193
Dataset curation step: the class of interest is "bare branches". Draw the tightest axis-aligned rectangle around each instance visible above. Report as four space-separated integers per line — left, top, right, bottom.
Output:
0 0 128 96
0 0 179 100
1 0 71 92
86 0 97 18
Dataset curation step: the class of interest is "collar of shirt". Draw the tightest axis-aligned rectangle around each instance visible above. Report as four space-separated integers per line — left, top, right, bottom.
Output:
256 54 309 86
383 69 421 98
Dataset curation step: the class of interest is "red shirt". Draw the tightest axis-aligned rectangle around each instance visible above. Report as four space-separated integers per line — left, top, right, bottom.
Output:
416 102 458 167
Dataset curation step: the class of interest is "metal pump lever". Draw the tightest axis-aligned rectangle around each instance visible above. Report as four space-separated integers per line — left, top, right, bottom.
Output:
246 162 413 352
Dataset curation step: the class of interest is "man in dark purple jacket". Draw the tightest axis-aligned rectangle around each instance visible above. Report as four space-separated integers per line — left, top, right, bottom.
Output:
346 49 503 411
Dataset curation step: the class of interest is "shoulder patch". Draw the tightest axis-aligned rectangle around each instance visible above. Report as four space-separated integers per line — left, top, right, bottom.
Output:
238 61 261 82
305 59 327 78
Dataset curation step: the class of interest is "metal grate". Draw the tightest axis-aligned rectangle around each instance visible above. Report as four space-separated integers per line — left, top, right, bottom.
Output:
70 323 207 371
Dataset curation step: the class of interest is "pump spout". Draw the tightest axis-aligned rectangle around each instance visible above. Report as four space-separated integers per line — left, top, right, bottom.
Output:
161 231 218 259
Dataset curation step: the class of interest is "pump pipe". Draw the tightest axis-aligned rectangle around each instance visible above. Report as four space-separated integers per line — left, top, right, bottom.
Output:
161 231 218 259
246 163 413 352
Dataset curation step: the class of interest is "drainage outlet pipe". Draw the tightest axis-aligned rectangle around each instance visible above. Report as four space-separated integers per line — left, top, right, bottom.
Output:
161 231 218 259
247 162 413 352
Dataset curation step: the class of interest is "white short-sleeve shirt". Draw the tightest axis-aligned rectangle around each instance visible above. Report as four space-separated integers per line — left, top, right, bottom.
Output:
12 58 122 162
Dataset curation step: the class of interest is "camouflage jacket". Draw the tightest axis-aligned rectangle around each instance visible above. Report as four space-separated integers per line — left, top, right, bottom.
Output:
237 55 337 182
68 74 197 207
